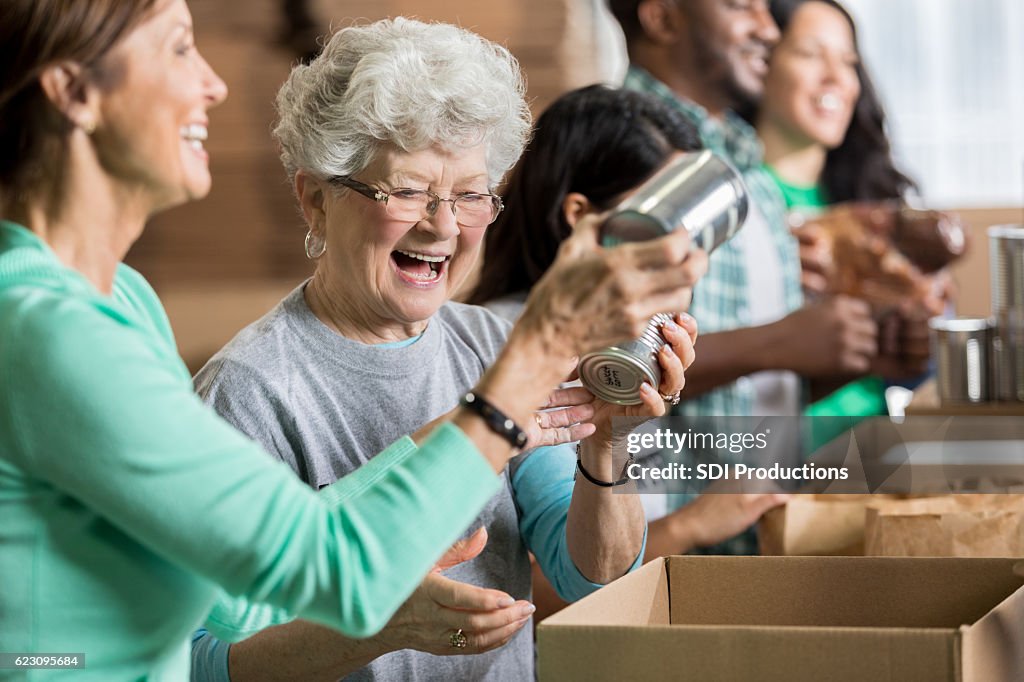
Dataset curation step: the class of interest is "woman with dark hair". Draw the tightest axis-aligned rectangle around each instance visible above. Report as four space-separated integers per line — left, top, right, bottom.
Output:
754 0 923 420
756 0 917 207
0 3 703 677
470 84 701 312
471 85 787 569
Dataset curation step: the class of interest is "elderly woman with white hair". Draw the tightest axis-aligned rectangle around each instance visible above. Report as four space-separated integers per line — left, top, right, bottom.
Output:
189 17 706 682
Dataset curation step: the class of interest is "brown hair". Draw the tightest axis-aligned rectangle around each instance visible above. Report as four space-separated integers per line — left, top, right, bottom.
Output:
0 0 158 202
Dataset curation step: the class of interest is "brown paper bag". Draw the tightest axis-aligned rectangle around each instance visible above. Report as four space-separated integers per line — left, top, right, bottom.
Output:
865 494 1024 557
759 495 905 556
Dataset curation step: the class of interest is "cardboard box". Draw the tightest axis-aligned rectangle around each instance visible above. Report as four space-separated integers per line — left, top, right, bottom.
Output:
537 556 1024 681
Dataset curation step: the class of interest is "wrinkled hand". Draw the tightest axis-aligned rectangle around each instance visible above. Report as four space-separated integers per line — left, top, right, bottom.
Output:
526 384 598 448
671 488 790 549
413 379 597 450
516 214 709 360
770 295 878 377
379 528 535 656
588 313 699 449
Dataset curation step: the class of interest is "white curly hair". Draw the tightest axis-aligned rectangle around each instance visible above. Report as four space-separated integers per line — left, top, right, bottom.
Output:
273 17 532 189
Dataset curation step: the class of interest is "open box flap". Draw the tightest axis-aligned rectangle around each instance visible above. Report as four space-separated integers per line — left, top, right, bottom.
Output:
961 560 1024 682
539 557 669 627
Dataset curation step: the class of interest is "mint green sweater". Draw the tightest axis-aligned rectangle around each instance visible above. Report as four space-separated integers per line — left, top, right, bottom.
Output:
0 221 500 681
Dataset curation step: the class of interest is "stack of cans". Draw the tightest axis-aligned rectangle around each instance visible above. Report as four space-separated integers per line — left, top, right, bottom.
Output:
991 225 1024 402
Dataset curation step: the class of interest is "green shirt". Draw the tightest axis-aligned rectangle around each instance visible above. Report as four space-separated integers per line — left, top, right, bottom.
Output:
0 221 500 680
763 165 829 210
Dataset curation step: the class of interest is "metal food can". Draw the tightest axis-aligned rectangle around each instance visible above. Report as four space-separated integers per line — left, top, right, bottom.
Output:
992 316 1024 402
580 151 749 405
599 150 749 251
578 313 673 406
929 317 992 404
990 224 1024 325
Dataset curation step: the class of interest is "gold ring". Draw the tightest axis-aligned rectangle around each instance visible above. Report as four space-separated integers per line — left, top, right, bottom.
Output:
449 628 468 649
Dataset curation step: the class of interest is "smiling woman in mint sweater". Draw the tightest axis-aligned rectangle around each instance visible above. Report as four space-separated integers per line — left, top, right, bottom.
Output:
0 2 703 679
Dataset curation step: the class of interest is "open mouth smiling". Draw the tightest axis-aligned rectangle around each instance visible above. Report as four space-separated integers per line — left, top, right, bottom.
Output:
391 248 451 284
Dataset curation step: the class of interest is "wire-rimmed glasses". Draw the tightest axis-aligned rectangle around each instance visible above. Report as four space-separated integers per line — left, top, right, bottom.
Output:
330 176 504 228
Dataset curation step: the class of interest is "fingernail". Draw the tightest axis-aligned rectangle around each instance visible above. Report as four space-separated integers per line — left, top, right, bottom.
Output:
678 313 693 324
663 319 680 333
520 603 537 616
498 596 516 608
640 383 656 395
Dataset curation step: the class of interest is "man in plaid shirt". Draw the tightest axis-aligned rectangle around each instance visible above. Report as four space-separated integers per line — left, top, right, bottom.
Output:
609 0 879 555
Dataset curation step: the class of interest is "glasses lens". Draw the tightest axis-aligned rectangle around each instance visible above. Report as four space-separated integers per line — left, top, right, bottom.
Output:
454 195 499 228
385 189 432 222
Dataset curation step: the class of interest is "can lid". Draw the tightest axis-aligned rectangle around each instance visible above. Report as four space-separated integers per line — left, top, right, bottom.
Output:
578 349 658 406
988 224 1024 240
928 316 992 333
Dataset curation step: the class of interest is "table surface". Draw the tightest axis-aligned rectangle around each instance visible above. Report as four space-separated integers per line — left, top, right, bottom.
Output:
905 380 1024 416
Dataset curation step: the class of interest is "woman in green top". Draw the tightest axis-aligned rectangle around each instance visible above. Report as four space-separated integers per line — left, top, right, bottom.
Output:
0 1 702 678
754 0 921 425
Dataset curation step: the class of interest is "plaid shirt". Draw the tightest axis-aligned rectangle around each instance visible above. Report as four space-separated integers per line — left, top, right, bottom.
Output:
623 66 804 554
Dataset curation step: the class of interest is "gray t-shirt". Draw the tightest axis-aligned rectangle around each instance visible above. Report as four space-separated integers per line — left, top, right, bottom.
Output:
194 284 533 681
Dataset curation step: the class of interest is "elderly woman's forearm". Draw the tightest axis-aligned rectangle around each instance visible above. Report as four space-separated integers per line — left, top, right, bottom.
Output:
564 440 647 583
460 330 574 472
226 621 384 682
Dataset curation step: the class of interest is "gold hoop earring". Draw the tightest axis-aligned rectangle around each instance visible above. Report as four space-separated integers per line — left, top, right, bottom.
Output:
81 119 96 135
304 229 326 259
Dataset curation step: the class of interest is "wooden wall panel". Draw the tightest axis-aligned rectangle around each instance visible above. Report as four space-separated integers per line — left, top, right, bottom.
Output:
123 0 613 366
127 0 608 289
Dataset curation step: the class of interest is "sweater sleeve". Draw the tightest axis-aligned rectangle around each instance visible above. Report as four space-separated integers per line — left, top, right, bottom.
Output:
190 437 422 680
512 444 646 602
3 290 500 638
201 435 421 642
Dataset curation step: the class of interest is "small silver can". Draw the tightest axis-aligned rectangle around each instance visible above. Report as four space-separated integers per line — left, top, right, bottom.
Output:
989 224 1024 324
930 317 992 404
579 151 749 405
578 314 674 406
992 316 1024 402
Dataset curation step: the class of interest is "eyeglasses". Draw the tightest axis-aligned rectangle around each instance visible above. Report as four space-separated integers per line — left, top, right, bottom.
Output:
330 176 504 228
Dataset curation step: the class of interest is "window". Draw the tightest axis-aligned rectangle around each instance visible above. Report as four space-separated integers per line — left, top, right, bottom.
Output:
844 0 1024 207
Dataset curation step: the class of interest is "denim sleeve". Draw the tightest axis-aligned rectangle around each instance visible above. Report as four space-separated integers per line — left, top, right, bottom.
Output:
512 444 647 602
191 628 231 682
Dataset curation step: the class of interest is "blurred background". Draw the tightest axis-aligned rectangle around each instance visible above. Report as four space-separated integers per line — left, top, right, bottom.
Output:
129 0 1023 372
